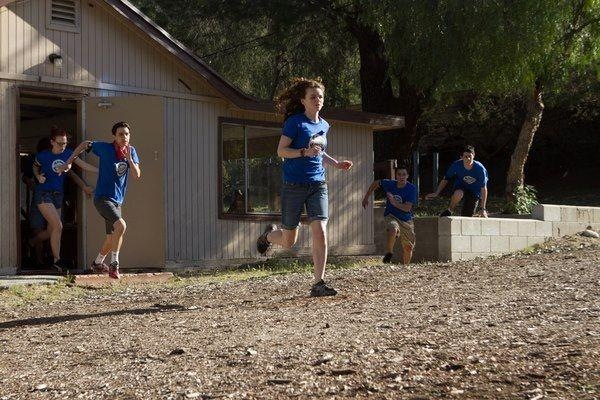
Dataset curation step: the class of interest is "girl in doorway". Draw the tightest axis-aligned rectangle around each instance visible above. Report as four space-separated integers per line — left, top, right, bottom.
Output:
256 77 353 297
31 126 97 272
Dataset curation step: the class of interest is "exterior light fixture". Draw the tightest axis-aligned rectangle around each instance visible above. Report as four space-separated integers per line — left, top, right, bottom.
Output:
48 53 63 68
97 99 113 109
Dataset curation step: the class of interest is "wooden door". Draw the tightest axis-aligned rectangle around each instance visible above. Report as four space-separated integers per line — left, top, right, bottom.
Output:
83 96 165 269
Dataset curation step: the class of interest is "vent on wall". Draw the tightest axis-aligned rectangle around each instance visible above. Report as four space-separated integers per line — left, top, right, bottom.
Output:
47 0 80 33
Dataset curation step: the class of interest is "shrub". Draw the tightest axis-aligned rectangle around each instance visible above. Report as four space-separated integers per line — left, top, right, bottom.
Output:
504 184 538 214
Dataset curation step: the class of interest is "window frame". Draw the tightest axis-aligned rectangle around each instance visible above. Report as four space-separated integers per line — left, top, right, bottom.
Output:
218 117 284 221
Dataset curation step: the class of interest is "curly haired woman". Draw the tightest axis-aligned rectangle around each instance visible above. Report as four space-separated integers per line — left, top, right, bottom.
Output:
256 78 353 297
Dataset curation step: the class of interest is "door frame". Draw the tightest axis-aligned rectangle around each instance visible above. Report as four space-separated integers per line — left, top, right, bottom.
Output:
16 85 89 273
82 95 166 269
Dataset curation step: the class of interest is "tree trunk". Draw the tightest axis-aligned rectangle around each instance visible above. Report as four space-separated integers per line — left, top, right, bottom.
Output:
344 16 423 162
505 83 544 198
394 80 423 162
344 17 395 114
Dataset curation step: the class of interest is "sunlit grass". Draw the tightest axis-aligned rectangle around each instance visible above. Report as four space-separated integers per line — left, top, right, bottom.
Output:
0 256 381 309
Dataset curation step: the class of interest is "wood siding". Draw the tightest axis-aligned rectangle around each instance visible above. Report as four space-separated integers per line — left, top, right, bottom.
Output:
0 0 376 270
0 0 218 97
0 81 17 272
165 101 375 265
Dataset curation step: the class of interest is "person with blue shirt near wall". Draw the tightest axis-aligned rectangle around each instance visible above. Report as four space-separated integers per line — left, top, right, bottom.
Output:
256 77 353 297
426 145 489 218
62 122 141 279
26 135 95 267
31 127 98 272
362 166 417 264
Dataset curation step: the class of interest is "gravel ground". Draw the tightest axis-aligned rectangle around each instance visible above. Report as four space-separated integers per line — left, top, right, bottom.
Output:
0 236 599 399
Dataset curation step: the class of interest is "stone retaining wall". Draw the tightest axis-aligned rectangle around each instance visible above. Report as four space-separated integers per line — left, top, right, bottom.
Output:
374 204 600 263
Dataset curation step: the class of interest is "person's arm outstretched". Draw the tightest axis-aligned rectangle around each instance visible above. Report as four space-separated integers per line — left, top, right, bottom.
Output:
426 178 448 200
72 157 98 173
480 185 488 218
57 140 93 175
362 180 380 209
322 152 353 170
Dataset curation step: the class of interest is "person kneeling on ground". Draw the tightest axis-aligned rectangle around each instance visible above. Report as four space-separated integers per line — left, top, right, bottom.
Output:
362 165 417 264
426 145 489 218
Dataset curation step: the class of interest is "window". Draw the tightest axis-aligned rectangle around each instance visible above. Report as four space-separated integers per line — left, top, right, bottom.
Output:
46 0 80 33
220 118 282 219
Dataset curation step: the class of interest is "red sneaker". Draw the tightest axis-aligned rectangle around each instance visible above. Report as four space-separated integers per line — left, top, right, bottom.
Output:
88 260 109 274
108 262 120 279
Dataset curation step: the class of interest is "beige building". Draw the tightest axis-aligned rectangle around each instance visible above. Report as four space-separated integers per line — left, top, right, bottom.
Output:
0 0 402 274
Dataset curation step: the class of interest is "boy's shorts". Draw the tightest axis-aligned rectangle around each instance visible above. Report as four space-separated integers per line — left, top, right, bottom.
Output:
94 197 122 234
385 215 416 248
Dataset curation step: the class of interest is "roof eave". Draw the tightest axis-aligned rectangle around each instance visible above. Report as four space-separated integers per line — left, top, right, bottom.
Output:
1 0 404 128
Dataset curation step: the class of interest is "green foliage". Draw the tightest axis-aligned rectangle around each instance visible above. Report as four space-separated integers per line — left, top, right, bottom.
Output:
505 184 539 214
131 0 362 106
369 1 600 99
131 0 600 112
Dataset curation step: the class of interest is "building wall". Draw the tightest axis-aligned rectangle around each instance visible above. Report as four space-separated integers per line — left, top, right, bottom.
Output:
0 0 378 271
0 0 219 98
2 81 377 270
0 81 17 273
165 102 376 266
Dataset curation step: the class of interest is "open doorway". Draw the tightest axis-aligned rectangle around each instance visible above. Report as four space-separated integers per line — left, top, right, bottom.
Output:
18 93 83 274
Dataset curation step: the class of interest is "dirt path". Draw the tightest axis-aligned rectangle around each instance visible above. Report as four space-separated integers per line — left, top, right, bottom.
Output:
1 237 599 399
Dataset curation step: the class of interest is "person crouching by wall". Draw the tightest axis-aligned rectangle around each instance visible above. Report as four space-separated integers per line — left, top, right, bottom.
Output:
362 165 417 264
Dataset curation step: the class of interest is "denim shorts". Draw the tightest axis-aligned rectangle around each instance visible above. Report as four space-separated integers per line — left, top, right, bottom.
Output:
281 181 328 230
94 197 122 234
29 202 46 230
34 189 64 210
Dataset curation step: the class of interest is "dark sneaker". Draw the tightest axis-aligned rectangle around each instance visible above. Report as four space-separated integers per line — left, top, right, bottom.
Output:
310 280 337 297
108 261 120 279
382 252 393 263
439 209 452 217
87 260 109 274
51 260 64 273
256 224 277 255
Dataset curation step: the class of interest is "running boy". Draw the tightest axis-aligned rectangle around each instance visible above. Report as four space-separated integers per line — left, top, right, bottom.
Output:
362 165 417 264
426 145 488 217
61 122 141 278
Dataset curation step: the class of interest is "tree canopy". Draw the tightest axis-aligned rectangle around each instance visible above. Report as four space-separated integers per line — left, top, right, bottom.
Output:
133 0 599 196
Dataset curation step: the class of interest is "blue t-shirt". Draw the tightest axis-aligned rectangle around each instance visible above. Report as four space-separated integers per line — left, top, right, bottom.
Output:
35 148 73 192
444 160 488 198
281 113 330 184
91 142 139 204
381 179 417 222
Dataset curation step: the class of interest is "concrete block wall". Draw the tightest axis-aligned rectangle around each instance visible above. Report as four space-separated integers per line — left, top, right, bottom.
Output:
373 210 439 263
533 204 600 236
437 204 600 262
374 204 599 263
437 217 552 261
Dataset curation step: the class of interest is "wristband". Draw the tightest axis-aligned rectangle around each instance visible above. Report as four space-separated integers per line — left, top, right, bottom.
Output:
300 148 306 157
